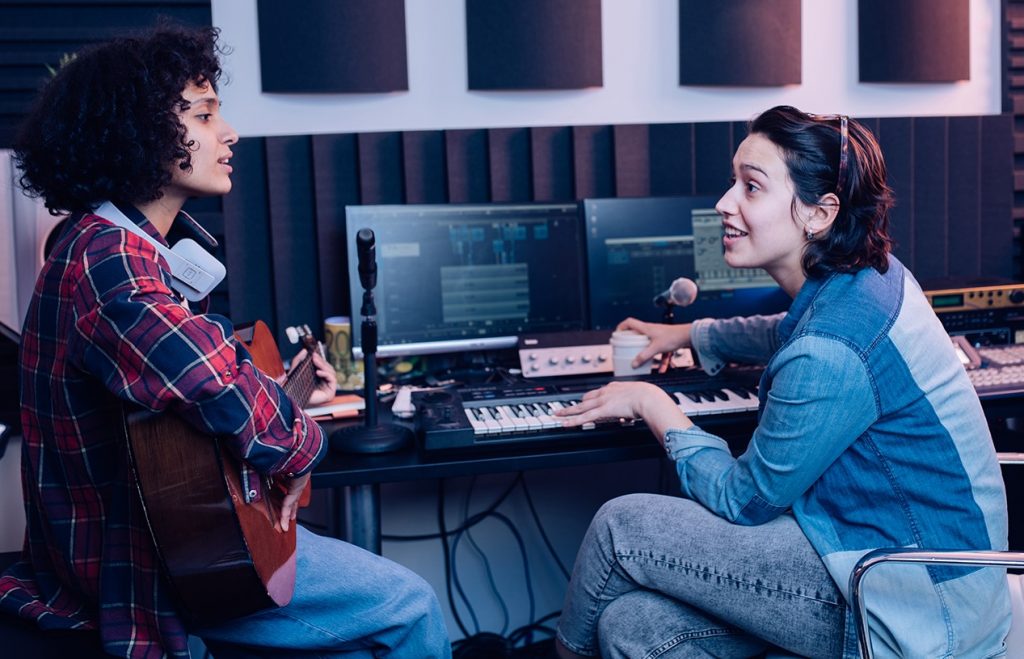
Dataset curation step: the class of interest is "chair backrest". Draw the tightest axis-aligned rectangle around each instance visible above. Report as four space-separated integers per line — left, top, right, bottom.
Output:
1005 573 1024 651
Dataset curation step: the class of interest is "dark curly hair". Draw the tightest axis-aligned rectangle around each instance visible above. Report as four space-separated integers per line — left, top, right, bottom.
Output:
749 105 895 277
14 23 224 215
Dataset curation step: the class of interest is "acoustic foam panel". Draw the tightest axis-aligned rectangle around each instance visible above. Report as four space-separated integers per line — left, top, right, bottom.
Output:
679 0 801 86
858 0 969 82
466 0 602 90
257 0 408 93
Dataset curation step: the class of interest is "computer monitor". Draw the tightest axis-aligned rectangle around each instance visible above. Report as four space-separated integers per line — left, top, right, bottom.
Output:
583 196 791 329
345 202 587 357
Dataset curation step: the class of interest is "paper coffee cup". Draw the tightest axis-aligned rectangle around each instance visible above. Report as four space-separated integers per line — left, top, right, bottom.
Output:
324 316 352 384
610 330 653 377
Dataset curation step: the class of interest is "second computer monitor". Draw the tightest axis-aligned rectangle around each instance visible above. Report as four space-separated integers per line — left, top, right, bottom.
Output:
584 196 791 329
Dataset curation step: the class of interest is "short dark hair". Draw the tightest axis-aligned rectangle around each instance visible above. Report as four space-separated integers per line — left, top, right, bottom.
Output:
14 23 224 215
749 105 895 277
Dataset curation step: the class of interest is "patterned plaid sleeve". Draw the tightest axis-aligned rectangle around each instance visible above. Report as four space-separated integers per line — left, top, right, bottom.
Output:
69 223 325 476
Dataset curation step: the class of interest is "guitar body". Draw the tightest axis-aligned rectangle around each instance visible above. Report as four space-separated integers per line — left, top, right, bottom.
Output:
126 320 314 624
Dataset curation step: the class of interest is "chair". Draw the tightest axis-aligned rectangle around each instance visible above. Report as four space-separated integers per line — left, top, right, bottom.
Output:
849 452 1024 659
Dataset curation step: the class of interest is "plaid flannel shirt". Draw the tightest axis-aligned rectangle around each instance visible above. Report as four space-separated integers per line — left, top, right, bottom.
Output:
0 204 326 657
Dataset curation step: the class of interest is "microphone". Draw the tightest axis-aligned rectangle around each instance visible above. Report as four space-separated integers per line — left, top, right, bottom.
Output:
356 228 377 291
653 277 699 308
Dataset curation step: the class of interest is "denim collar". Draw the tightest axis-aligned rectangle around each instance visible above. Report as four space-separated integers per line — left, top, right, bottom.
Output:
777 274 830 344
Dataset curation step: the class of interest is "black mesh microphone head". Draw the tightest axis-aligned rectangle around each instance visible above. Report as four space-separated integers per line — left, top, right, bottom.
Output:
356 228 377 291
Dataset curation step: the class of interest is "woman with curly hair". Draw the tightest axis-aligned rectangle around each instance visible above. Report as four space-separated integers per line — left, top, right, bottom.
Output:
0 24 449 658
555 107 1009 657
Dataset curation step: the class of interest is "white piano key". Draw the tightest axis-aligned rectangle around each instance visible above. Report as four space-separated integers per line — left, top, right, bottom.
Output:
515 403 544 430
476 407 503 433
496 405 530 431
464 408 488 435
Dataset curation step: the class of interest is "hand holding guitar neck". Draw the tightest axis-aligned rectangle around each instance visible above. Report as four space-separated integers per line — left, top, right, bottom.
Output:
284 324 336 407
331 228 413 454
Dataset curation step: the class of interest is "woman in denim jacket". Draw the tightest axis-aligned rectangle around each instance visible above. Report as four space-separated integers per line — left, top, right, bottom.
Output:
555 106 1009 658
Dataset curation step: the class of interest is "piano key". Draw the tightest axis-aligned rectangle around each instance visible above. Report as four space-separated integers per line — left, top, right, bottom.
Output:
465 408 488 435
515 403 544 430
673 388 756 416
496 405 530 431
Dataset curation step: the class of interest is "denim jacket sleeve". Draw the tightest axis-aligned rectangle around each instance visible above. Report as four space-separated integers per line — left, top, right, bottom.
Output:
664 333 879 525
690 313 787 375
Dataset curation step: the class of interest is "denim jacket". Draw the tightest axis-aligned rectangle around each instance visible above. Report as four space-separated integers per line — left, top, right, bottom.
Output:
667 256 1010 658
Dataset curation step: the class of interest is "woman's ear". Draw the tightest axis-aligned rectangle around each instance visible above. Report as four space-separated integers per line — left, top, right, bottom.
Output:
808 192 841 235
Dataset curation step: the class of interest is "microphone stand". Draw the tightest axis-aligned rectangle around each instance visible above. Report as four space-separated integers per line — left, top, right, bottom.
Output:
331 231 412 455
662 302 676 325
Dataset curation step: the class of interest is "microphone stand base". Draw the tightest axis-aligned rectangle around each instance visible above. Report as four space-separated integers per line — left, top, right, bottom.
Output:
331 423 413 454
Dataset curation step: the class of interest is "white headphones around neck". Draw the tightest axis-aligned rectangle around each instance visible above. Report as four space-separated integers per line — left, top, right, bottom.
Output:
95 201 226 302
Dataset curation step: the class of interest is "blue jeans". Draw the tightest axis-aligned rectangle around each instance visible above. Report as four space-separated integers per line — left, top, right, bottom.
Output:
556 494 846 658
193 526 450 658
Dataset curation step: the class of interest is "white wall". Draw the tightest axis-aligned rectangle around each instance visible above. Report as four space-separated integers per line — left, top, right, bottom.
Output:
212 0 1002 138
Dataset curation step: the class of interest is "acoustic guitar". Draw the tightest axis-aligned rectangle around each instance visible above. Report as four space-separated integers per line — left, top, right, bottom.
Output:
125 321 321 624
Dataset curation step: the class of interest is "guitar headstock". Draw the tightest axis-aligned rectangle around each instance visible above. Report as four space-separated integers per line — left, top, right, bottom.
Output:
285 324 320 357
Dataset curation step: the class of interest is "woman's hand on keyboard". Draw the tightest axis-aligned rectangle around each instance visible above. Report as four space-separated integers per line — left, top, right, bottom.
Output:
555 381 693 444
616 318 692 368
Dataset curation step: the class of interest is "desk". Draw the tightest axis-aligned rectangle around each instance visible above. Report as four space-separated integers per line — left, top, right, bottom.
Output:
313 390 1024 553
311 414 757 553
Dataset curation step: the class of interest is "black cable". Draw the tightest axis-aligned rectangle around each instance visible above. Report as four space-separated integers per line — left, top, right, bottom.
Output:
520 474 572 582
448 481 481 634
508 610 561 648
461 476 511 634
383 473 523 542
483 510 536 641
438 478 472 638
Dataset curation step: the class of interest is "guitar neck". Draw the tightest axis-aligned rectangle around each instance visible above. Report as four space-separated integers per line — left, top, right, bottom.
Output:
283 351 318 409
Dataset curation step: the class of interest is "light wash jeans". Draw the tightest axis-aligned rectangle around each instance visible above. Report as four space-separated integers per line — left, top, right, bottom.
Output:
193 526 450 658
556 494 846 658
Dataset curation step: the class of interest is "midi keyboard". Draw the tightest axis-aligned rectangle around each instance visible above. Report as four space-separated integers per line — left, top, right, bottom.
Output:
413 368 763 452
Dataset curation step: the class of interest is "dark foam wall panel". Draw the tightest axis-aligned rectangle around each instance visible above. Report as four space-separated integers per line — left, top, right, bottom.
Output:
357 132 405 204
858 0 969 83
876 117 914 266
488 128 533 202
312 134 361 318
445 130 491 203
650 123 695 196
213 114 1013 346
265 136 321 346
912 118 949 281
257 0 408 93
679 0 800 86
466 0 602 90
402 131 448 204
572 126 615 199
978 114 1015 277
221 137 275 327
947 116 981 278
613 125 651 198
0 0 212 147
693 122 734 195
530 127 574 202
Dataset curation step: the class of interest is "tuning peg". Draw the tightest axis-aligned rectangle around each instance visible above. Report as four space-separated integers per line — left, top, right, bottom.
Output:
285 326 300 344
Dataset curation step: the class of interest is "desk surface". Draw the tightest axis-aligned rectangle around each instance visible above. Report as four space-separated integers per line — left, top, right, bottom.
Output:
311 391 1023 490
311 414 758 488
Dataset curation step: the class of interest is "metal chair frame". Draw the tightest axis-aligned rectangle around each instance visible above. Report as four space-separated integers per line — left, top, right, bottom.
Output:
848 452 1024 659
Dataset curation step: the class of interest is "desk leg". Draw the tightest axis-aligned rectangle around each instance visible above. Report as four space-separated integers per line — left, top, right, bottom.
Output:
337 483 382 554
